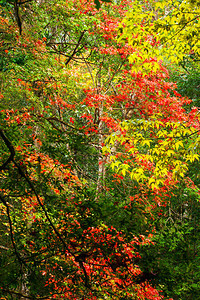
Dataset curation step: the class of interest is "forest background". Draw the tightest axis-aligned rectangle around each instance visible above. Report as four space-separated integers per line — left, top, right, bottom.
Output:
0 0 200 299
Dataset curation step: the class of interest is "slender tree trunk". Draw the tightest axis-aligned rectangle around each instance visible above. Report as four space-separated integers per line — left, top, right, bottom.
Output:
19 266 29 300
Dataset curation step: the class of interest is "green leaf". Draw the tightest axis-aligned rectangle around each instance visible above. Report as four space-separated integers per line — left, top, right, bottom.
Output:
94 0 101 10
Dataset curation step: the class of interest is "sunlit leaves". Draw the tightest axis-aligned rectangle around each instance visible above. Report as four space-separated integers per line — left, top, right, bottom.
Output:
120 0 200 73
103 117 200 189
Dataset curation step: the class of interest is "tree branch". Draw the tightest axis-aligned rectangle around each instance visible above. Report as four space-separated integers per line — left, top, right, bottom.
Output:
0 129 92 289
0 193 25 265
65 30 86 66
1 288 52 300
0 129 15 171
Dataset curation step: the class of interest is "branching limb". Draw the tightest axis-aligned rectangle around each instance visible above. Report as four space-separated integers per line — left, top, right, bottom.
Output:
65 30 86 66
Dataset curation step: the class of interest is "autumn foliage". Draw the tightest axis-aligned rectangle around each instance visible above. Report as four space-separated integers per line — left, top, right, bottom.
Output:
0 0 199 299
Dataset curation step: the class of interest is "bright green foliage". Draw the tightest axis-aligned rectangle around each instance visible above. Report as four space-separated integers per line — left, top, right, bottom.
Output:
170 65 200 109
138 180 200 299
